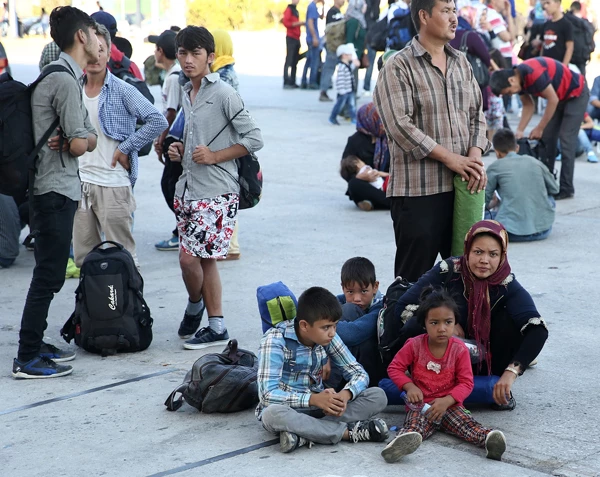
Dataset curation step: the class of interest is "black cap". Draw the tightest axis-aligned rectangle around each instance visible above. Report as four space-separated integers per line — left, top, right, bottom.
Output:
148 30 177 60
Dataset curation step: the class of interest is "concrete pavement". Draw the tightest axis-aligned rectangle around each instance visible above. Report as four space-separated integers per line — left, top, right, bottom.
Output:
1 33 600 477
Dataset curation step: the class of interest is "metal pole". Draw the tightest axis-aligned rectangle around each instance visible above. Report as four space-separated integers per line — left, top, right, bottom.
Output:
136 0 142 27
7 0 17 38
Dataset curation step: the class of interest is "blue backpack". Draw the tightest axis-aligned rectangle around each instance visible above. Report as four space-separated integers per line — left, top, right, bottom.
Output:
256 281 298 333
387 7 414 51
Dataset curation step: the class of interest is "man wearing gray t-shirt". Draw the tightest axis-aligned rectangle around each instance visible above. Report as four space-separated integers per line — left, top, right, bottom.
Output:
168 26 263 349
12 6 99 380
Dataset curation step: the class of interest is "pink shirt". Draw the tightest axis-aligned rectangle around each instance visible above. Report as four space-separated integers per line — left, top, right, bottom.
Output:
388 334 474 406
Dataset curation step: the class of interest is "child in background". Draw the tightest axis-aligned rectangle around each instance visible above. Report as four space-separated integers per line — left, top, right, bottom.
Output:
579 112 599 163
381 288 507 463
340 155 390 192
257 287 389 454
329 43 360 125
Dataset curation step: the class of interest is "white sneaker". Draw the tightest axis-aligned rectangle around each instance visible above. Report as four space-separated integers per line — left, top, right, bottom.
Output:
485 430 507 461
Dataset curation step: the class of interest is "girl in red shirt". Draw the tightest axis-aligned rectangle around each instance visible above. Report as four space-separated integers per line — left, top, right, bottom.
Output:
381 288 507 463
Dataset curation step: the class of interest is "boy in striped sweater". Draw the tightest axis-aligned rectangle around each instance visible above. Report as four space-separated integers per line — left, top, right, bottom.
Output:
329 43 360 125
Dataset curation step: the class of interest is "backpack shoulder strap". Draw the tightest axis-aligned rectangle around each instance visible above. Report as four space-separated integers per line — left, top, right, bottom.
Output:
460 31 470 52
442 258 455 287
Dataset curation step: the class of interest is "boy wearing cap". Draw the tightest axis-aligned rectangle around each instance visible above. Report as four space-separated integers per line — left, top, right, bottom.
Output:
329 43 360 126
150 30 185 251
91 10 143 80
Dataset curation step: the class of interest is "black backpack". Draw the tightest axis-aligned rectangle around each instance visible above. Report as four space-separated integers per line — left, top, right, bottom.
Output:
61 241 153 357
164 339 259 413
377 259 454 366
108 56 155 157
367 16 389 52
565 13 595 64
387 7 415 51
0 65 70 202
460 31 490 88
208 108 263 210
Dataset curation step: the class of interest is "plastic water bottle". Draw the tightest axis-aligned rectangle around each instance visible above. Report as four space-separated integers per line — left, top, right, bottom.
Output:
399 391 431 414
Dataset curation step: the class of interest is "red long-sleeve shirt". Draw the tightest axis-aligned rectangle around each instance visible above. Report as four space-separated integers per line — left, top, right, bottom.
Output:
388 334 474 406
283 4 301 40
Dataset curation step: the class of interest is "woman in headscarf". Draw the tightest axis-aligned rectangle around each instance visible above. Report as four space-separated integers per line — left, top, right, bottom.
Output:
389 221 548 409
345 0 367 82
211 29 239 92
340 103 390 211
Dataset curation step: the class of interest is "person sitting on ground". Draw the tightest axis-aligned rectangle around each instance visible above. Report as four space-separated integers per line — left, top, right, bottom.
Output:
578 112 600 163
91 11 143 80
328 257 386 388
391 220 549 410
257 286 389 454
381 288 507 463
340 155 389 210
329 43 360 126
341 103 391 210
485 129 558 242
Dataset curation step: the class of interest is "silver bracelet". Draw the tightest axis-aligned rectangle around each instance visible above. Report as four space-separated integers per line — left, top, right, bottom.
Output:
505 366 519 378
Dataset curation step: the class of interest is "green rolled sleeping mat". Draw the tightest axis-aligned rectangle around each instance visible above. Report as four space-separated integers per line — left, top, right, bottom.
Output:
452 174 485 256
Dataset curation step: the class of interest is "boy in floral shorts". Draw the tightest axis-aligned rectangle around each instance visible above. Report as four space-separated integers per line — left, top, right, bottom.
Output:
168 26 263 349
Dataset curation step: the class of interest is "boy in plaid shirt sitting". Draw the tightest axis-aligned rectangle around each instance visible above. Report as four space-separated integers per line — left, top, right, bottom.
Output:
256 286 389 453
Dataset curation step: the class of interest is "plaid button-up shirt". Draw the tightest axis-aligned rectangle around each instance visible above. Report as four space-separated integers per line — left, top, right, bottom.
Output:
374 37 490 197
256 320 369 419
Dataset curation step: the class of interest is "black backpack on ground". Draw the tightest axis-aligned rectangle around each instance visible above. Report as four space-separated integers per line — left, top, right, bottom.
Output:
460 31 490 88
0 65 70 201
108 56 155 157
565 12 595 66
61 241 153 357
164 339 259 413
377 259 454 366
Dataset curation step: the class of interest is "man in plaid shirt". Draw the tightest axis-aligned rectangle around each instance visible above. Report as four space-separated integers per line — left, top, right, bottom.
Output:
257 287 389 453
70 24 167 268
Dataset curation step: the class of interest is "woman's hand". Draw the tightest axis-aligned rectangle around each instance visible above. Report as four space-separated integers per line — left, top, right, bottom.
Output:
493 370 517 405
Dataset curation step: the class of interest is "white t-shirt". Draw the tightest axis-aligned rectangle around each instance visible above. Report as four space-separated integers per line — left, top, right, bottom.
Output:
359 165 384 190
471 2 513 58
78 91 129 187
161 62 182 114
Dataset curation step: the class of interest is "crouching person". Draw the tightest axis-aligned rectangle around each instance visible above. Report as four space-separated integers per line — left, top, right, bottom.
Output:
257 286 389 453
72 24 168 268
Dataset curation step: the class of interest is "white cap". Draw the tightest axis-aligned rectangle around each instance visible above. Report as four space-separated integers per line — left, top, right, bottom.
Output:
336 43 356 58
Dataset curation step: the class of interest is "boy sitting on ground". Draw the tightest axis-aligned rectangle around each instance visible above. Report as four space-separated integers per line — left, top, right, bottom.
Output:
257 286 389 453
485 128 558 242
340 156 389 192
330 257 386 387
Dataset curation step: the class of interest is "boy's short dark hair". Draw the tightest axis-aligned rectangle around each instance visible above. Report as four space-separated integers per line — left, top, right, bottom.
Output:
175 26 215 55
341 257 377 289
411 0 452 32
340 155 361 182
415 286 460 328
492 128 518 154
297 287 342 325
570 1 582 12
489 69 516 96
50 6 96 51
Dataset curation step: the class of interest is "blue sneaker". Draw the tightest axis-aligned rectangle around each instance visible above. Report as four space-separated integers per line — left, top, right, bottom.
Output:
155 235 179 251
587 151 598 163
12 356 73 379
39 342 75 362
329 118 340 125
183 327 230 350
555 154 562 162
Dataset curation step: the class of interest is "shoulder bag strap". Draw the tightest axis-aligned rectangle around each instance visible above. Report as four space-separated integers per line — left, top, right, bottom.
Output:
206 108 246 185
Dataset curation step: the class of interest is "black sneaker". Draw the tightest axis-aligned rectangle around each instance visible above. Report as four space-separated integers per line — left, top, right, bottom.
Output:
39 342 76 362
183 327 230 350
554 191 574 200
280 431 313 453
485 430 507 461
178 300 206 339
491 393 517 411
12 356 73 379
381 431 422 463
348 418 389 443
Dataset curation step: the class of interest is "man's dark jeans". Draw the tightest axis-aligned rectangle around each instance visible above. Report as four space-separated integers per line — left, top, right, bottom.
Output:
18 192 77 362
284 36 300 86
541 85 590 196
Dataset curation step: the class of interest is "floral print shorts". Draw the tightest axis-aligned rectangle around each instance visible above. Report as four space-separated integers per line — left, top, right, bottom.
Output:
174 193 239 258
